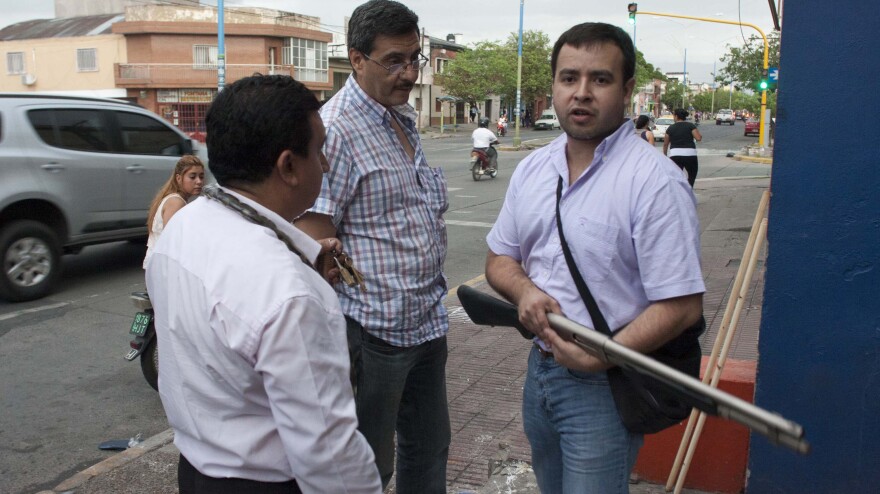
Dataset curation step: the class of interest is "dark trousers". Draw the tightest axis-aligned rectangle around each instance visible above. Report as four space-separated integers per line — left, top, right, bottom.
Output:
178 454 302 494
670 155 698 187
346 317 451 494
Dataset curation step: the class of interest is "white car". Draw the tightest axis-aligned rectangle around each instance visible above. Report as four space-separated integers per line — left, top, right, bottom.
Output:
652 117 675 141
533 111 560 130
716 109 735 125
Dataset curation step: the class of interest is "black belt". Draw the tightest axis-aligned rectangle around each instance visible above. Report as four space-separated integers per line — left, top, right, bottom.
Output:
178 454 302 494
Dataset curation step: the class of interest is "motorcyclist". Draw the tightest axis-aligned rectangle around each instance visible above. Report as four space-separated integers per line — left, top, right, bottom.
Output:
472 118 498 170
497 115 508 136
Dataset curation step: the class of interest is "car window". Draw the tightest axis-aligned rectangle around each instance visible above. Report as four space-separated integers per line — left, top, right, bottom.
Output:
28 109 112 152
115 111 183 156
657 119 674 125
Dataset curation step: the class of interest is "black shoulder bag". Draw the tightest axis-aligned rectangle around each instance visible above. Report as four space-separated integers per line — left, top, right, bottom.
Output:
554 176 705 434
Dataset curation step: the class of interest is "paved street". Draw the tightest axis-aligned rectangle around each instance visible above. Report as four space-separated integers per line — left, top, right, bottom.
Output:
0 122 767 494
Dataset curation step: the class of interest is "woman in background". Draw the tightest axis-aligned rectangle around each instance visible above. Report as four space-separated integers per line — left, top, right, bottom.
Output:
143 155 205 268
664 108 702 187
635 115 655 145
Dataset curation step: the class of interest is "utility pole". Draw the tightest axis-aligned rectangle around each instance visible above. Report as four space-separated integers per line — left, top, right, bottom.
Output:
217 0 226 91
710 59 716 114
513 0 524 147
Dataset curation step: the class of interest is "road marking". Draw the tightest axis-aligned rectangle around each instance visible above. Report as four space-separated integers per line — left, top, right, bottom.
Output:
446 219 495 228
446 273 486 299
448 187 463 191
450 211 473 214
456 195 477 198
0 302 69 322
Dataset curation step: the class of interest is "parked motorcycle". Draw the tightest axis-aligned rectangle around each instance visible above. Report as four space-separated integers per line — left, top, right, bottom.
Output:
470 142 499 181
124 291 158 391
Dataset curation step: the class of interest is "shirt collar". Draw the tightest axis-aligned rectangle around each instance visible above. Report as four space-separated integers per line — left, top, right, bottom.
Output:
344 74 416 126
219 186 321 264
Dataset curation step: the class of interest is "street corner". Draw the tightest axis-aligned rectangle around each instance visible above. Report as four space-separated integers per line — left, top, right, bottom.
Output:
732 153 773 164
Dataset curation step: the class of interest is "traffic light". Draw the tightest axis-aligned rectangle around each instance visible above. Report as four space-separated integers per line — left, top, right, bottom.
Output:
758 68 769 91
628 3 638 24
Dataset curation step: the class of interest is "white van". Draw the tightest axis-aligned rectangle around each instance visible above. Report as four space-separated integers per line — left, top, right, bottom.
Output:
533 110 560 130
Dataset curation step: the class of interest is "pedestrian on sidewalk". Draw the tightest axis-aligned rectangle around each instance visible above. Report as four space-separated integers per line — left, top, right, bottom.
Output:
634 114 655 145
484 23 704 494
146 74 381 494
663 108 702 187
294 1 451 492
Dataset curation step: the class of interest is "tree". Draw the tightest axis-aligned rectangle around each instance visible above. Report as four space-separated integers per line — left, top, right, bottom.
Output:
660 80 685 113
436 30 551 109
635 50 665 90
716 31 780 91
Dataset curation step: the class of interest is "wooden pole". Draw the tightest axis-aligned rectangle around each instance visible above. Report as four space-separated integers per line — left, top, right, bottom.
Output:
665 190 769 492
673 218 769 494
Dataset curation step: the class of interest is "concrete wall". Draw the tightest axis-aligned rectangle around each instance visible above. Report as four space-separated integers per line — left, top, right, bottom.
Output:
748 1 880 492
0 34 124 93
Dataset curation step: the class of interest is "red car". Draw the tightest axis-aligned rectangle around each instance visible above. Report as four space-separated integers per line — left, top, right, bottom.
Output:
744 118 760 137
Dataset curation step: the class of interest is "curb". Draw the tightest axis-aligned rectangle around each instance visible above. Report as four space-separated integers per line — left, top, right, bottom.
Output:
37 429 174 494
732 154 773 164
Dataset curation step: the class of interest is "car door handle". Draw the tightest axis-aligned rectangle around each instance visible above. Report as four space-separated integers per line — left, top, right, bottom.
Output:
126 165 145 173
41 163 65 172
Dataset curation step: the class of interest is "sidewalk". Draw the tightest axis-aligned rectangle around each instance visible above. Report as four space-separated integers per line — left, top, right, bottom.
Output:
38 176 769 494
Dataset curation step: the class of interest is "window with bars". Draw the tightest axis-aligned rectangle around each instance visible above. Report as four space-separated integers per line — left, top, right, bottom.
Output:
193 45 218 70
76 48 98 72
282 38 328 83
6 52 25 75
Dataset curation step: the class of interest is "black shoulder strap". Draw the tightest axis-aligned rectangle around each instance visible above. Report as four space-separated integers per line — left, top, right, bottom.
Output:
555 176 612 336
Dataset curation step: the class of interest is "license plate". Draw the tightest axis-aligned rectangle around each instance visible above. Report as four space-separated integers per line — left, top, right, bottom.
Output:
130 312 152 336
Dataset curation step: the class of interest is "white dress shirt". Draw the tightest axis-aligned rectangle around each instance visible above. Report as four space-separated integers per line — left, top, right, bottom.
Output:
145 187 380 493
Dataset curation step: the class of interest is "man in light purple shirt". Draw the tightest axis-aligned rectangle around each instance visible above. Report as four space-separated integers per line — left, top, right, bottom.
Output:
485 23 704 493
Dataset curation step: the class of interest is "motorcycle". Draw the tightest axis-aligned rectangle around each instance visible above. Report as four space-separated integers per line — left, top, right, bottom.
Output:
497 120 507 137
470 142 499 181
124 291 158 391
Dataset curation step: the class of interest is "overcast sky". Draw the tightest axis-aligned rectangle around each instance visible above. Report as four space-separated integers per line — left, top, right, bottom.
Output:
0 0 777 83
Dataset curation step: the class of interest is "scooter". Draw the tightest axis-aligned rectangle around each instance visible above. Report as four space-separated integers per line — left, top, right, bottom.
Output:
124 292 158 391
470 142 499 181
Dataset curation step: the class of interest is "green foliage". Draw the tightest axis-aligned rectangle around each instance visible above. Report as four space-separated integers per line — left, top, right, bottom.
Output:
716 31 780 91
435 30 552 107
635 50 665 90
660 80 685 112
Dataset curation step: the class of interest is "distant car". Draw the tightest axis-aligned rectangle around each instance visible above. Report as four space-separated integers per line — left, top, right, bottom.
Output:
533 111 560 130
744 117 760 137
716 109 735 125
652 117 674 141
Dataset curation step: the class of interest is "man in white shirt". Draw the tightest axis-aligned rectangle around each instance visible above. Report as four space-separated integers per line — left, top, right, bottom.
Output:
145 74 381 494
471 117 498 170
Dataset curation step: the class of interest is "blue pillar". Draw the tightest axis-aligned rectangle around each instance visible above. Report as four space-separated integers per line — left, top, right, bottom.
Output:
748 1 880 491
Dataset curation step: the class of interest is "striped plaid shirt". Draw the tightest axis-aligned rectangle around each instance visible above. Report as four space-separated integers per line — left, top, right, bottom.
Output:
309 75 449 347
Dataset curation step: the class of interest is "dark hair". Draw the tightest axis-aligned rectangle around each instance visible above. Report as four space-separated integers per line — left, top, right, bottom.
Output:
205 75 320 186
348 0 419 56
635 115 651 130
551 23 635 84
674 108 689 120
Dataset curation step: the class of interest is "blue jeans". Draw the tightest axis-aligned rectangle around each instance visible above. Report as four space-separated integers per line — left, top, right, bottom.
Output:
523 346 643 494
346 318 450 494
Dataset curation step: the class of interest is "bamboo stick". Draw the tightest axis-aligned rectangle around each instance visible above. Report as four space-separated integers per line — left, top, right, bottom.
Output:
665 190 769 492
673 218 768 494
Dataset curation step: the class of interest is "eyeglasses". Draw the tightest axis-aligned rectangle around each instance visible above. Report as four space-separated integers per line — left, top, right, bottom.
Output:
362 53 429 75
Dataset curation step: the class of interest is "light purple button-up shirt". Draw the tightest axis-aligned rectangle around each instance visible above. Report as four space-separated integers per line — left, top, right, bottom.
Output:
487 119 705 332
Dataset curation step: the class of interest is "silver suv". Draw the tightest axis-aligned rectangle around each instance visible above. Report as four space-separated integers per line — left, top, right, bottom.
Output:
0 93 203 301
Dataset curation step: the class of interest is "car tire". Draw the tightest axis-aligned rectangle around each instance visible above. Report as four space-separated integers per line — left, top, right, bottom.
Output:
0 220 62 302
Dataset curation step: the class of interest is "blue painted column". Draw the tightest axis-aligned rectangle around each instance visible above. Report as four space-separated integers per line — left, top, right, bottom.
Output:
748 1 880 491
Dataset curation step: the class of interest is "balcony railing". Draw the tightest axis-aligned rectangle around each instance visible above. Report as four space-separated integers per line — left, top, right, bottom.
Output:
114 63 326 87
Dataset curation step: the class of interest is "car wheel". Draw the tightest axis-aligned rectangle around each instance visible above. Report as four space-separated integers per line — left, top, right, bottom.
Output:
0 220 62 302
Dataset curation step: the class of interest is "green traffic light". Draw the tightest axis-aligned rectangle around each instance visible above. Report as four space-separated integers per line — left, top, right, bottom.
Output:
759 80 768 90
628 13 636 24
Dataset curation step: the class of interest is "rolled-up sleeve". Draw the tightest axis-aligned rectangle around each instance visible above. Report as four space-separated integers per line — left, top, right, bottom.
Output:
486 172 523 260
255 296 381 494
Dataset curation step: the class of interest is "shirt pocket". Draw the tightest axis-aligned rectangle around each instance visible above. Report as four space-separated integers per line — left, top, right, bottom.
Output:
425 166 449 216
570 217 618 283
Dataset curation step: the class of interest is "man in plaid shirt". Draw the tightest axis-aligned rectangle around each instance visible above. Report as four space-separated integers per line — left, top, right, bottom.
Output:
295 1 450 493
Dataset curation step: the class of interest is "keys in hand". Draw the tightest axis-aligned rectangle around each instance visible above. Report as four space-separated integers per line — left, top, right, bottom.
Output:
331 249 367 292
